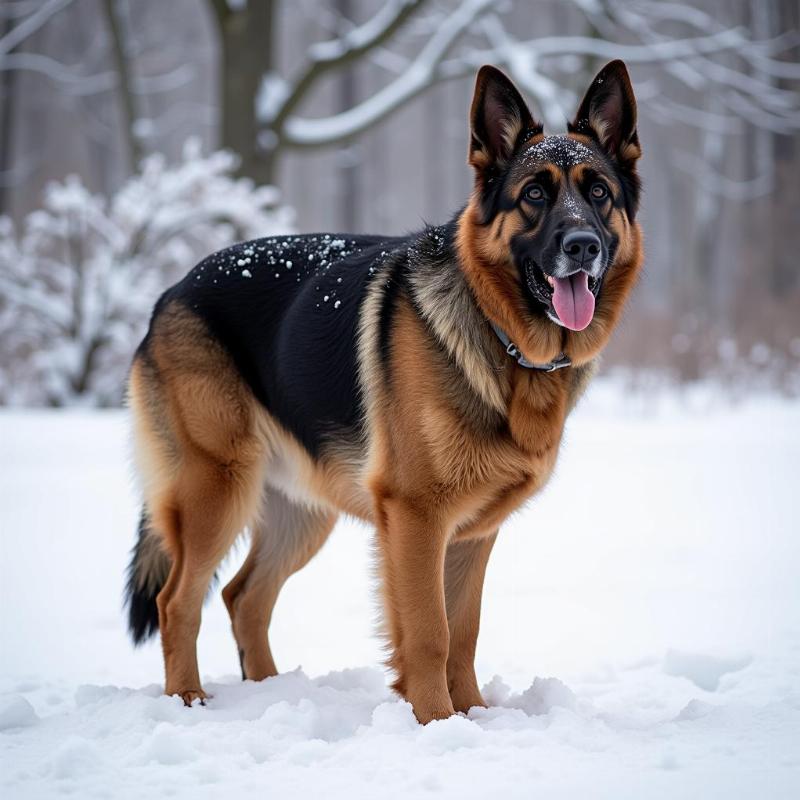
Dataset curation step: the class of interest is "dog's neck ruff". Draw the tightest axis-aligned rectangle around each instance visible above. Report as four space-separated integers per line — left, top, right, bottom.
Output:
490 323 572 372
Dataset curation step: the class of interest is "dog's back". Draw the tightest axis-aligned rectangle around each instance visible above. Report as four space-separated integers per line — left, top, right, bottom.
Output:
148 234 405 452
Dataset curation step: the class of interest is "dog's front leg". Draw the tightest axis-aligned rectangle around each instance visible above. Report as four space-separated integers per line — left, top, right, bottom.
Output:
376 494 454 724
444 531 497 713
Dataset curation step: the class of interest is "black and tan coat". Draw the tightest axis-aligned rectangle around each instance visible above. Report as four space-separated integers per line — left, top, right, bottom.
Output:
125 61 644 723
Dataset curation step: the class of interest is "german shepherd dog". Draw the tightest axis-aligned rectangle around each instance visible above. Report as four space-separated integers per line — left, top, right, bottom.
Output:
126 61 643 723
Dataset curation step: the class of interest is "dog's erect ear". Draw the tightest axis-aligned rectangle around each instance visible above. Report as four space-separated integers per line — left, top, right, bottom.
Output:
469 65 541 175
569 60 640 166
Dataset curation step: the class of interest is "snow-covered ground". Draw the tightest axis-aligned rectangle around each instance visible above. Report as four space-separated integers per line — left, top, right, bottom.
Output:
1 380 799 799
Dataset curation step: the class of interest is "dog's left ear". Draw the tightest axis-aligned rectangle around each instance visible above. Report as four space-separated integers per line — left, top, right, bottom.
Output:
469 65 542 176
569 60 641 167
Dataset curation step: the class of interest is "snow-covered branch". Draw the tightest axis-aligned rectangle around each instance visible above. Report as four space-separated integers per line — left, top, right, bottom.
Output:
569 0 800 135
0 53 195 97
513 27 749 62
0 0 74 56
275 0 494 147
470 20 774 127
0 52 116 94
269 0 427 129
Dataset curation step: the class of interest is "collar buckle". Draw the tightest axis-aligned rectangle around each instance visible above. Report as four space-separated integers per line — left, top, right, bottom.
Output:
491 322 572 373
540 354 572 372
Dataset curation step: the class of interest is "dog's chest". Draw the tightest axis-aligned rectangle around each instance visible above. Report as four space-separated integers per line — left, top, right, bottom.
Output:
437 413 564 541
449 375 572 534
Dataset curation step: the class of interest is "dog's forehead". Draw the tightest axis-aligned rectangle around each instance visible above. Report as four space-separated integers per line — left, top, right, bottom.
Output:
519 135 598 169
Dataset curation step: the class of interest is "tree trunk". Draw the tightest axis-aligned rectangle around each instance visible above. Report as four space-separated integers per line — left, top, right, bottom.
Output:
335 0 359 232
101 0 144 174
217 1 277 186
0 14 16 216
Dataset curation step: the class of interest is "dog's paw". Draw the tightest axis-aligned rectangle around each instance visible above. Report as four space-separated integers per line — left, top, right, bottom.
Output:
449 687 487 715
407 692 456 724
414 702 456 724
171 689 208 707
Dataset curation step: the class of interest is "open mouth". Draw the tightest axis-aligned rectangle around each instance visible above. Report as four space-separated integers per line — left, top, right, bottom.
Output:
524 259 602 332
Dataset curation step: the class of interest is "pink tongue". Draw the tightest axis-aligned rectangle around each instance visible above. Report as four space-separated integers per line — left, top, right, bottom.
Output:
552 272 595 331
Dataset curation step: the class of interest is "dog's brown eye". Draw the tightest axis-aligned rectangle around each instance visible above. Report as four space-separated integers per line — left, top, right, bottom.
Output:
591 183 608 200
524 184 545 203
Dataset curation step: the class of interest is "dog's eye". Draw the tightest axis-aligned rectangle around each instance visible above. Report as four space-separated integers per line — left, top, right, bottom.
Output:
591 183 608 200
523 184 546 203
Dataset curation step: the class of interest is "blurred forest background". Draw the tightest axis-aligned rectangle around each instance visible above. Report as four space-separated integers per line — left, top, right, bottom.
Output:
0 0 798 406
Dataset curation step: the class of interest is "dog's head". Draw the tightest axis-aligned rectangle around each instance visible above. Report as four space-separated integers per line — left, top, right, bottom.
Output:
459 61 643 364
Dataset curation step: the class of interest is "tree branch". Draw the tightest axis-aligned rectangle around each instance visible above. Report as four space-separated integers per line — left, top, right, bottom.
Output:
0 274 73 331
0 0 74 56
271 0 428 128
569 0 800 131
0 52 116 93
278 0 493 148
507 28 749 62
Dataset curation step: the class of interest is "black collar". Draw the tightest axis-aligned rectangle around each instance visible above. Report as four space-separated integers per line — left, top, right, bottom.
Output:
490 322 572 372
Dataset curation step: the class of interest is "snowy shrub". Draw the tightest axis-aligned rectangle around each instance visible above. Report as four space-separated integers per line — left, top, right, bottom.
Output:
0 141 294 407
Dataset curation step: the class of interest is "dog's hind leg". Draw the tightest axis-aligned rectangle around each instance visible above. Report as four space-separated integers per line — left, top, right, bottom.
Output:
154 445 264 705
131 306 267 705
444 532 497 713
222 487 337 682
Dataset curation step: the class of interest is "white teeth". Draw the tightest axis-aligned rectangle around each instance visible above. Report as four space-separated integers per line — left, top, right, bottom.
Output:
545 275 555 287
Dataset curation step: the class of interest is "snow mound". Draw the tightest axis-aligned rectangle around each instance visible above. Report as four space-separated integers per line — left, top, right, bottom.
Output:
482 675 577 715
0 670 593 799
663 649 752 691
0 696 38 730
3 667 799 799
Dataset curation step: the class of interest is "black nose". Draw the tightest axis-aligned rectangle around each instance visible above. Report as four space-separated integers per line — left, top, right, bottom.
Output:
562 230 601 264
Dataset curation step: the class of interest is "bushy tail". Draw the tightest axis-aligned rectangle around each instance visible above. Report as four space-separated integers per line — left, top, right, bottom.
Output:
125 510 171 645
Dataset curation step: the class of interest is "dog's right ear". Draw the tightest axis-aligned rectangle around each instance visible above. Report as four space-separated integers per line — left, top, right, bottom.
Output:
468 65 542 178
